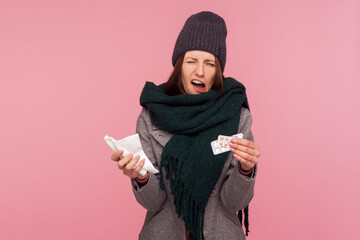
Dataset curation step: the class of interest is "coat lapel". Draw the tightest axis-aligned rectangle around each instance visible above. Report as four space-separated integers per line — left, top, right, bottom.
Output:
149 127 173 147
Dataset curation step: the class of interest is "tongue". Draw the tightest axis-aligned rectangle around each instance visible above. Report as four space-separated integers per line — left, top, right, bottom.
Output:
192 83 206 93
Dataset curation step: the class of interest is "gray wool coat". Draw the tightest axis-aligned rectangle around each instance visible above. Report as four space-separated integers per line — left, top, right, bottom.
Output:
131 107 257 240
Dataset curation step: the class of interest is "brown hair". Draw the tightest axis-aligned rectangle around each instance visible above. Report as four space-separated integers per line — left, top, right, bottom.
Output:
164 52 224 96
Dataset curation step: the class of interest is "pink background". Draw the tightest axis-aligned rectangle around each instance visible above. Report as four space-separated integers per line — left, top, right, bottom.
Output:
1 0 359 239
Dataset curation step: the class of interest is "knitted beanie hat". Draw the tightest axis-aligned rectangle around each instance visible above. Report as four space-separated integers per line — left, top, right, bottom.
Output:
172 11 227 72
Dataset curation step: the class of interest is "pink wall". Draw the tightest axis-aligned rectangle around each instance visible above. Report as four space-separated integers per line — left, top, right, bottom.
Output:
1 0 359 239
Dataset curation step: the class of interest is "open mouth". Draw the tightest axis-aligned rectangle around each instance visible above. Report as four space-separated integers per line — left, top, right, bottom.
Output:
191 79 206 93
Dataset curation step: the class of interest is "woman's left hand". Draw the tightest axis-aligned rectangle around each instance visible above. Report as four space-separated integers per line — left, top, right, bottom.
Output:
229 138 260 171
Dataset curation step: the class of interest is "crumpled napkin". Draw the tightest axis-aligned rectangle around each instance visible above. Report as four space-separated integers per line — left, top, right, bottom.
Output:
104 134 159 176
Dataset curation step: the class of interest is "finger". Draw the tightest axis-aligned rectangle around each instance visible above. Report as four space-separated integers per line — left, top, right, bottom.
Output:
229 142 256 156
254 149 261 158
111 150 124 161
233 154 254 169
236 153 257 170
125 155 140 171
231 138 258 150
231 148 256 163
122 158 136 176
117 154 133 170
123 167 131 176
130 159 145 178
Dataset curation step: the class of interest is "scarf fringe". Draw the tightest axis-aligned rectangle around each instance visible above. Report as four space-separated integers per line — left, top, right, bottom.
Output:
160 154 206 240
238 205 250 236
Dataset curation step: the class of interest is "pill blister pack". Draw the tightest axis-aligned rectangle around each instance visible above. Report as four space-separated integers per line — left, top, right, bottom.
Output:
210 133 244 155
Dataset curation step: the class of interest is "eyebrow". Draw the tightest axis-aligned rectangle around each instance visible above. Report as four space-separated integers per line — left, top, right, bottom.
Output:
185 57 215 62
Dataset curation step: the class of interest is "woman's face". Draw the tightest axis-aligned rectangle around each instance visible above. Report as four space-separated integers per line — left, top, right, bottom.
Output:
181 50 216 94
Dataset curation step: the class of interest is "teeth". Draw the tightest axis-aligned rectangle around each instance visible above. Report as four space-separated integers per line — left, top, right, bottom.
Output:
192 80 204 85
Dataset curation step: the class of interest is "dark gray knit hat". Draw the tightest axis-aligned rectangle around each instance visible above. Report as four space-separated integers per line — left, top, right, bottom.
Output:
172 11 227 72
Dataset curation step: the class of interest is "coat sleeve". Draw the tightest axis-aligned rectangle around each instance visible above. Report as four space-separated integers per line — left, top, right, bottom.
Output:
130 108 167 212
219 107 257 211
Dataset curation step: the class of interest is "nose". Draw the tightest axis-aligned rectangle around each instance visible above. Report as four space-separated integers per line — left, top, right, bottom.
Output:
195 63 204 77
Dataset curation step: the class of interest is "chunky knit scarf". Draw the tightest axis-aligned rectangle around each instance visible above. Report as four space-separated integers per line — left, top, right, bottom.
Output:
140 77 249 240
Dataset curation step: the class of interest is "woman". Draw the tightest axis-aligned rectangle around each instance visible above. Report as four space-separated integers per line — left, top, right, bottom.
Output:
111 11 260 240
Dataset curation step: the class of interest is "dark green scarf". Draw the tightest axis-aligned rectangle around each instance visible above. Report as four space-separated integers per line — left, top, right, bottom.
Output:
140 77 249 240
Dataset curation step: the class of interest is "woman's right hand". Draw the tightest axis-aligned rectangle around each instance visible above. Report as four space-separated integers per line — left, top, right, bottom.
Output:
111 150 148 180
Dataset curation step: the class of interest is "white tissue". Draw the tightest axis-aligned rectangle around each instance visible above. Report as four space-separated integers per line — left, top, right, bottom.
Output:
104 134 159 176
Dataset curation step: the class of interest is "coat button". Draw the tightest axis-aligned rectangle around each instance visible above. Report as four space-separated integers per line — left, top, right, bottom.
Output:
210 189 216 197
203 230 208 237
